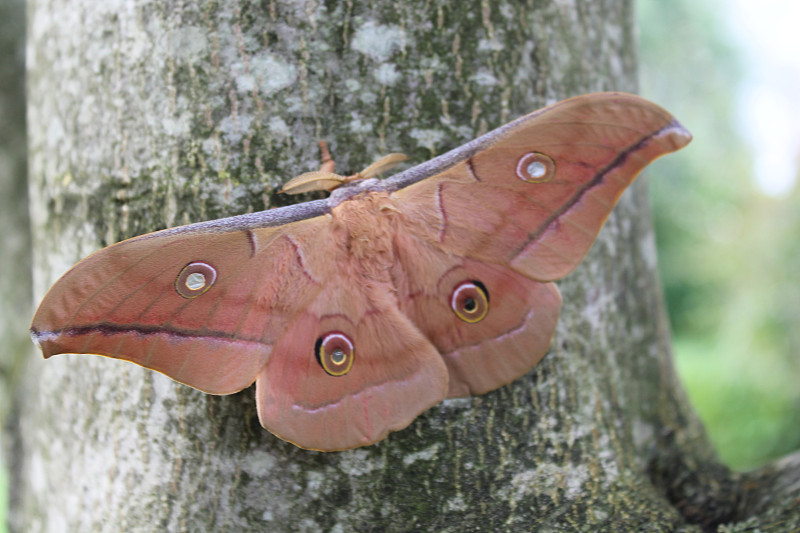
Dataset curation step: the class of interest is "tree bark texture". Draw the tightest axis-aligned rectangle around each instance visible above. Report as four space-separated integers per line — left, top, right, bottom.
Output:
1 0 31 528
12 0 800 531
0 0 30 430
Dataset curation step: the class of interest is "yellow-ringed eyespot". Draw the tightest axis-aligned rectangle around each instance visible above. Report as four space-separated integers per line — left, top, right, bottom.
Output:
315 332 355 377
516 152 555 183
175 262 217 299
450 280 489 323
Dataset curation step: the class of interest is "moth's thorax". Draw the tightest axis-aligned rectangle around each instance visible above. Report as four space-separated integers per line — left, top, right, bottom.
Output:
330 191 399 279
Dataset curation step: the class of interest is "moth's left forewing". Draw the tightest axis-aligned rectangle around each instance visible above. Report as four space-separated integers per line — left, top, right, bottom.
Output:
390 92 691 283
481 96 691 281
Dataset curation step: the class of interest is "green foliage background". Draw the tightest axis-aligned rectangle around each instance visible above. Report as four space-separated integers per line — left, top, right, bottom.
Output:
638 0 800 470
0 466 6 533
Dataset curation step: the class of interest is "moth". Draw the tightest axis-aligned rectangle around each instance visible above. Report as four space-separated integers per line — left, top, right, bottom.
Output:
31 92 691 451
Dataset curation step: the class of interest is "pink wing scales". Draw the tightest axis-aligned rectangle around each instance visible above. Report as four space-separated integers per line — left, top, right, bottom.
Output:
255 275 449 451
391 227 562 397
30 219 331 394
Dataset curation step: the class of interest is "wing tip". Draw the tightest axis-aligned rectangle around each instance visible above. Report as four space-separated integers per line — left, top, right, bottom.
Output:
660 118 693 150
30 328 58 358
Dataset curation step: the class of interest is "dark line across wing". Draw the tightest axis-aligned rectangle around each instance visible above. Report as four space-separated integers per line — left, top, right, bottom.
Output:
465 158 481 182
245 229 257 257
513 120 684 257
31 322 269 347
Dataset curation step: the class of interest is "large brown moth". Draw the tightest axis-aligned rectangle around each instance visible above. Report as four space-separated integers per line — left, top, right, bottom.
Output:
31 92 691 451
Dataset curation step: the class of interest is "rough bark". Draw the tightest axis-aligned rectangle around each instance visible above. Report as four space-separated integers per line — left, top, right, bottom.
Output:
0 0 30 408
11 0 800 531
0 0 30 527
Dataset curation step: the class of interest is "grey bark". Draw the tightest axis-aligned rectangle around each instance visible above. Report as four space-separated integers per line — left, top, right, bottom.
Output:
0 0 31 524
11 0 800 531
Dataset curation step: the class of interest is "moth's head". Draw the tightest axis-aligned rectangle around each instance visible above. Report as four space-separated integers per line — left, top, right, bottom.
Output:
280 152 408 195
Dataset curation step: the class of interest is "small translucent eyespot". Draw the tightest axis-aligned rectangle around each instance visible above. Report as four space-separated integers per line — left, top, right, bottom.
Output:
175 262 217 299
450 280 490 323
315 332 355 376
516 152 555 183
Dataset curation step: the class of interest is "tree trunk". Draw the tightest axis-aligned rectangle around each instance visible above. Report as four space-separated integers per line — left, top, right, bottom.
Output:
11 0 800 531
1 0 30 528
